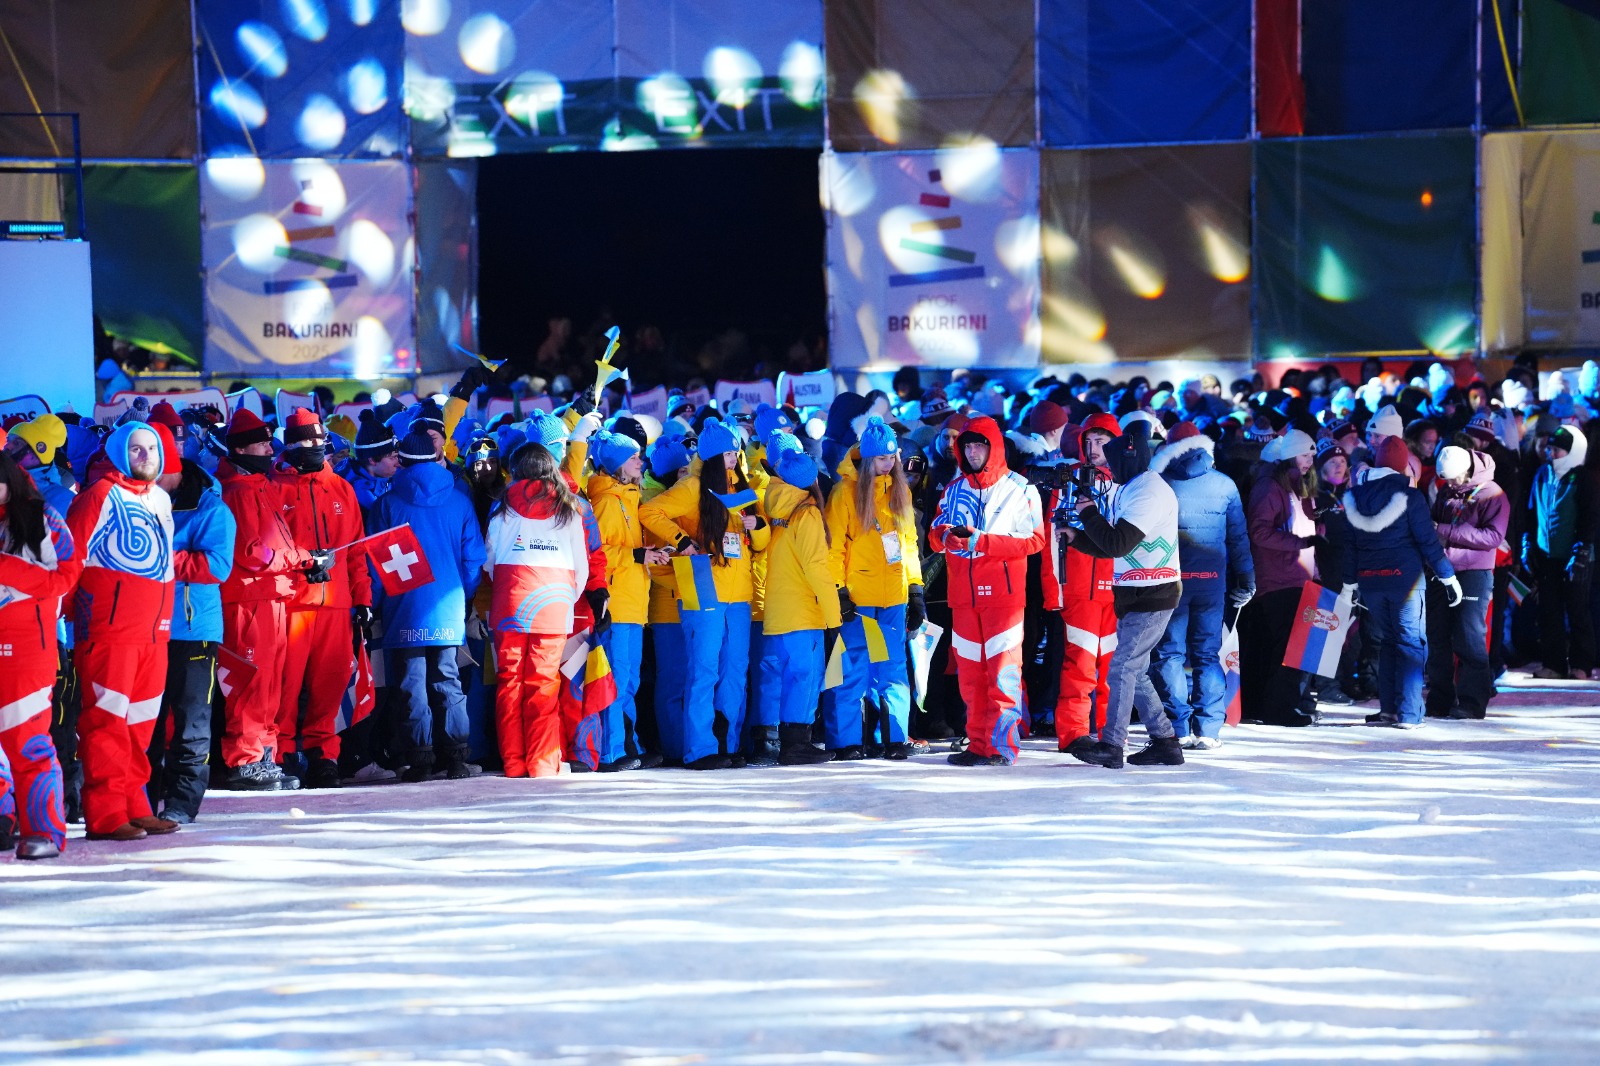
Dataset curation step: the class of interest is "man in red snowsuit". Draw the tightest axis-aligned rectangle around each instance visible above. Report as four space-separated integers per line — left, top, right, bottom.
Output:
273 409 371 788
65 422 177 840
217 409 315 791
929 415 1045 766
1045 413 1120 749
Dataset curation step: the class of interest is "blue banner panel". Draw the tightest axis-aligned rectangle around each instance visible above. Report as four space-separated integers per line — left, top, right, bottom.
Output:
1255 134 1478 360
1301 0 1474 134
1039 0 1250 147
198 0 405 159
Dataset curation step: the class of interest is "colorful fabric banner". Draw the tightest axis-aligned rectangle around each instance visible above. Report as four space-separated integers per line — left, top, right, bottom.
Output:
1282 582 1354 679
824 148 1041 370
672 554 719 612
823 630 846 690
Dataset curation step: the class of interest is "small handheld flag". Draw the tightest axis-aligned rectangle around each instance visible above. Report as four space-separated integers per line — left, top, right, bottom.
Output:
450 340 506 373
859 615 891 664
583 642 618 714
823 630 846 690
715 488 759 512
216 645 259 700
1219 624 1242 725
1282 581 1353 678
363 523 435 597
908 621 943 709
594 325 623 407
672 553 720 612
1508 570 1532 608
337 642 375 731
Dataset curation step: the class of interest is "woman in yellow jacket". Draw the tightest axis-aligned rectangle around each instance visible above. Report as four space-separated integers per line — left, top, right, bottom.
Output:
823 418 925 759
642 432 693 762
759 445 839 765
639 419 769 770
586 430 667 772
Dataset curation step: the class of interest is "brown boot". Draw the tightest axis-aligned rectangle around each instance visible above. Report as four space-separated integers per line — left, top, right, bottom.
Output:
86 823 148 841
130 816 180 835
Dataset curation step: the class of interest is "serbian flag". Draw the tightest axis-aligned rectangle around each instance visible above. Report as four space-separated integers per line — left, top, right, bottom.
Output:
1219 625 1242 726
216 645 257 699
1282 581 1353 678
364 523 434 596
672 554 719 611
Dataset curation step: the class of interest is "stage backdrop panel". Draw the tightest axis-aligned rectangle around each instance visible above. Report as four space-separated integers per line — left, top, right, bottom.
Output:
1038 0 1250 147
1483 130 1600 351
405 0 821 155
202 159 415 378
1300 0 1475 134
824 0 1035 152
0 0 196 159
64 165 204 366
1040 144 1251 367
1522 0 1600 125
415 160 479 373
823 147 1040 370
1254 134 1477 360
197 0 405 159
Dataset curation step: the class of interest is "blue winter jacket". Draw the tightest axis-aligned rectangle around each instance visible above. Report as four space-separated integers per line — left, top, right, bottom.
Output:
339 458 392 513
1341 471 1454 591
27 463 74 519
1152 435 1254 593
169 461 236 643
366 462 486 648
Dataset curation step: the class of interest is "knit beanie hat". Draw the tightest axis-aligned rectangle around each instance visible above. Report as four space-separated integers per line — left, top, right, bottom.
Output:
857 416 898 459
150 421 180 476
355 410 398 457
226 408 272 450
13 413 67 465
525 410 569 451
1464 411 1497 445
1314 436 1346 467
591 429 641 476
698 418 740 459
1028 400 1069 436
1165 420 1201 445
284 408 325 448
648 434 691 479
411 399 446 432
1376 435 1411 474
1436 445 1472 483
1261 428 1315 463
609 416 648 452
919 388 952 424
776 447 818 489
1369 404 1403 439
1080 411 1121 439
766 430 804 462
754 403 794 444
398 426 440 465
148 402 184 434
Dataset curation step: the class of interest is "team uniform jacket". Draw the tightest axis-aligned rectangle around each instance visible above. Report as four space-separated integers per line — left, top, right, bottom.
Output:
928 416 1046 611
764 479 843 635
825 453 923 609
274 462 371 610
484 481 604 635
368 462 486 648
216 458 312 604
586 472 649 626
65 446 176 646
0 503 80 660
168 462 236 643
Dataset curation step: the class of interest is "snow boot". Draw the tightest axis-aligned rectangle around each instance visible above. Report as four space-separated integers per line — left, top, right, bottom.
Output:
446 759 484 779
1068 740 1124 769
598 756 643 773
882 742 917 760
635 752 664 769
947 750 1007 766
1127 736 1185 766
130 816 180 835
831 745 866 761
744 725 780 767
303 758 342 789
777 723 832 765
16 835 59 860
685 753 733 770
402 752 435 783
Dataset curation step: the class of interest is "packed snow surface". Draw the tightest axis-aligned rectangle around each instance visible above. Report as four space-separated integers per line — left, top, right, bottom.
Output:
3 675 1599 1063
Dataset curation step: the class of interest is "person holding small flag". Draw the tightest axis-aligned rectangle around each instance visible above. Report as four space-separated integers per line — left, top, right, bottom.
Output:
642 432 694 763
1343 437 1460 728
367 426 485 781
1427 445 1508 719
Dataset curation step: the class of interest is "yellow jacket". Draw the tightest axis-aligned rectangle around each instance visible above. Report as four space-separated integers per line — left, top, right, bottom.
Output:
745 449 773 621
642 473 678 623
639 473 769 605
586 472 649 626
762 479 842 635
825 453 924 608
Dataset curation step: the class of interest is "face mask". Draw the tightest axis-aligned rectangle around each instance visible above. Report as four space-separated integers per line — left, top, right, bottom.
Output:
284 446 325 474
230 451 273 476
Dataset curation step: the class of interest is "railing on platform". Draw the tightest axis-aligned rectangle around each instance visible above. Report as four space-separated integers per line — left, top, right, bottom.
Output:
0 112 87 240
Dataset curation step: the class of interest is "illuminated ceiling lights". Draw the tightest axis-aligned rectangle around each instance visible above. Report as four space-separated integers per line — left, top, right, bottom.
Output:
855 69 910 145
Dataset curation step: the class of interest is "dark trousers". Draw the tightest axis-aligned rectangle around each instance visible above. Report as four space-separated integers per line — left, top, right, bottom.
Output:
1023 607 1063 729
148 639 216 818
1490 566 1513 672
1425 569 1495 718
1364 581 1428 724
1238 587 1311 725
49 640 80 821
390 646 469 763
1536 557 1595 675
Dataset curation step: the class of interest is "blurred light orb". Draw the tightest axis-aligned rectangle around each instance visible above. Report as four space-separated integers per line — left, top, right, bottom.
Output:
290 159 348 219
345 57 388 114
878 204 938 273
505 71 565 126
821 155 875 218
779 41 823 107
204 155 266 201
210 80 267 129
403 59 456 121
353 316 394 379
704 46 761 108
236 22 288 78
459 13 515 75
401 0 450 36
347 0 377 26
637 73 695 132
995 214 1041 275
344 219 396 285
297 93 347 151
937 135 1003 202
232 213 289 274
854 69 908 144
906 296 980 365
281 0 329 42
1314 245 1357 302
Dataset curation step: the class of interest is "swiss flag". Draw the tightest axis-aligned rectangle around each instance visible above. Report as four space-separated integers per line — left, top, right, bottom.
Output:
216 645 258 699
364 523 434 596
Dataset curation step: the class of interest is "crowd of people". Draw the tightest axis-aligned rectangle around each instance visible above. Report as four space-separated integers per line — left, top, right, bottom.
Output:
0 352 1594 860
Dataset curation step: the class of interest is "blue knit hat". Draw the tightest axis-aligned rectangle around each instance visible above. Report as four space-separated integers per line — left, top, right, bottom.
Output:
754 403 794 445
776 447 818 489
525 410 569 453
767 430 804 461
591 429 641 476
858 416 898 459
648 434 691 479
698 418 740 459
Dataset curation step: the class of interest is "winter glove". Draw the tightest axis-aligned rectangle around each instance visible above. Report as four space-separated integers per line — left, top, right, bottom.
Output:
1440 574 1464 608
1226 583 1255 610
584 588 610 629
837 587 858 624
1300 534 1329 551
353 604 376 643
1568 543 1593 585
905 585 927 631
449 364 491 401
1522 532 1541 569
304 549 335 584
570 390 597 417
1337 583 1359 612
570 411 604 443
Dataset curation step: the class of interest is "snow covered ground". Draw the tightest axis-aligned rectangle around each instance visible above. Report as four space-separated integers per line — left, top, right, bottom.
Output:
4 674 1600 1064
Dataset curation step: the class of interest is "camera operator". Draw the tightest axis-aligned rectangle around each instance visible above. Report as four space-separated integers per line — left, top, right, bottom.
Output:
1060 419 1185 769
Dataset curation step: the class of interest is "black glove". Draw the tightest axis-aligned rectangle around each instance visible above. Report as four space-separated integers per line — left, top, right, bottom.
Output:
837 587 858 624
949 525 974 540
584 587 610 628
353 604 375 643
1522 532 1541 569
449 364 490 400
1226 583 1255 610
905 585 927 631
570 391 596 416
1300 534 1329 551
1569 543 1593 585
304 549 334 584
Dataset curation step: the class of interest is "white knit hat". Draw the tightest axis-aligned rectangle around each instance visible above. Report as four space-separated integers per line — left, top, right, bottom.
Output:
1435 445 1472 483
1261 428 1315 463
1368 404 1403 439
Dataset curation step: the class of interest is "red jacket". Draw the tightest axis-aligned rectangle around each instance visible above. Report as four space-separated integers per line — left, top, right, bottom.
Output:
66 467 175 646
218 459 311 604
928 416 1046 611
274 462 372 609
1039 471 1115 612
0 503 82 656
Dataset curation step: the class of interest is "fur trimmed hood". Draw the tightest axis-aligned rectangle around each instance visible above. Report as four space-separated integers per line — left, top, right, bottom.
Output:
1150 432 1214 477
1342 476 1409 533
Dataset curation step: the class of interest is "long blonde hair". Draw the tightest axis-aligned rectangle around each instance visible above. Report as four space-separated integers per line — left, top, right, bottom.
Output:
852 452 914 537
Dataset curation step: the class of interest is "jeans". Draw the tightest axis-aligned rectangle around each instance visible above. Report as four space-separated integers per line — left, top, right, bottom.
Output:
1362 581 1428 724
1425 569 1494 717
1102 607 1178 750
390 645 469 762
1151 583 1226 739
147 639 215 819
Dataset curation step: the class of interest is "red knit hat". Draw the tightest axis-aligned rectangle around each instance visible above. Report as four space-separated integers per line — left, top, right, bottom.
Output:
284 407 325 446
226 408 272 450
1029 400 1069 436
1165 420 1201 445
149 400 184 433
1376 435 1411 475
1081 412 1121 439
149 421 180 476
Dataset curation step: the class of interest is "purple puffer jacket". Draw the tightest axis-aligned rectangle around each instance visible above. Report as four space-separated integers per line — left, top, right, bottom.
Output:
1431 451 1510 573
1247 477 1317 594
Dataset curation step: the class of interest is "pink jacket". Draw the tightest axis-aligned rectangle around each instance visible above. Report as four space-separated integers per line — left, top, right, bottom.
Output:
1431 452 1510 573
